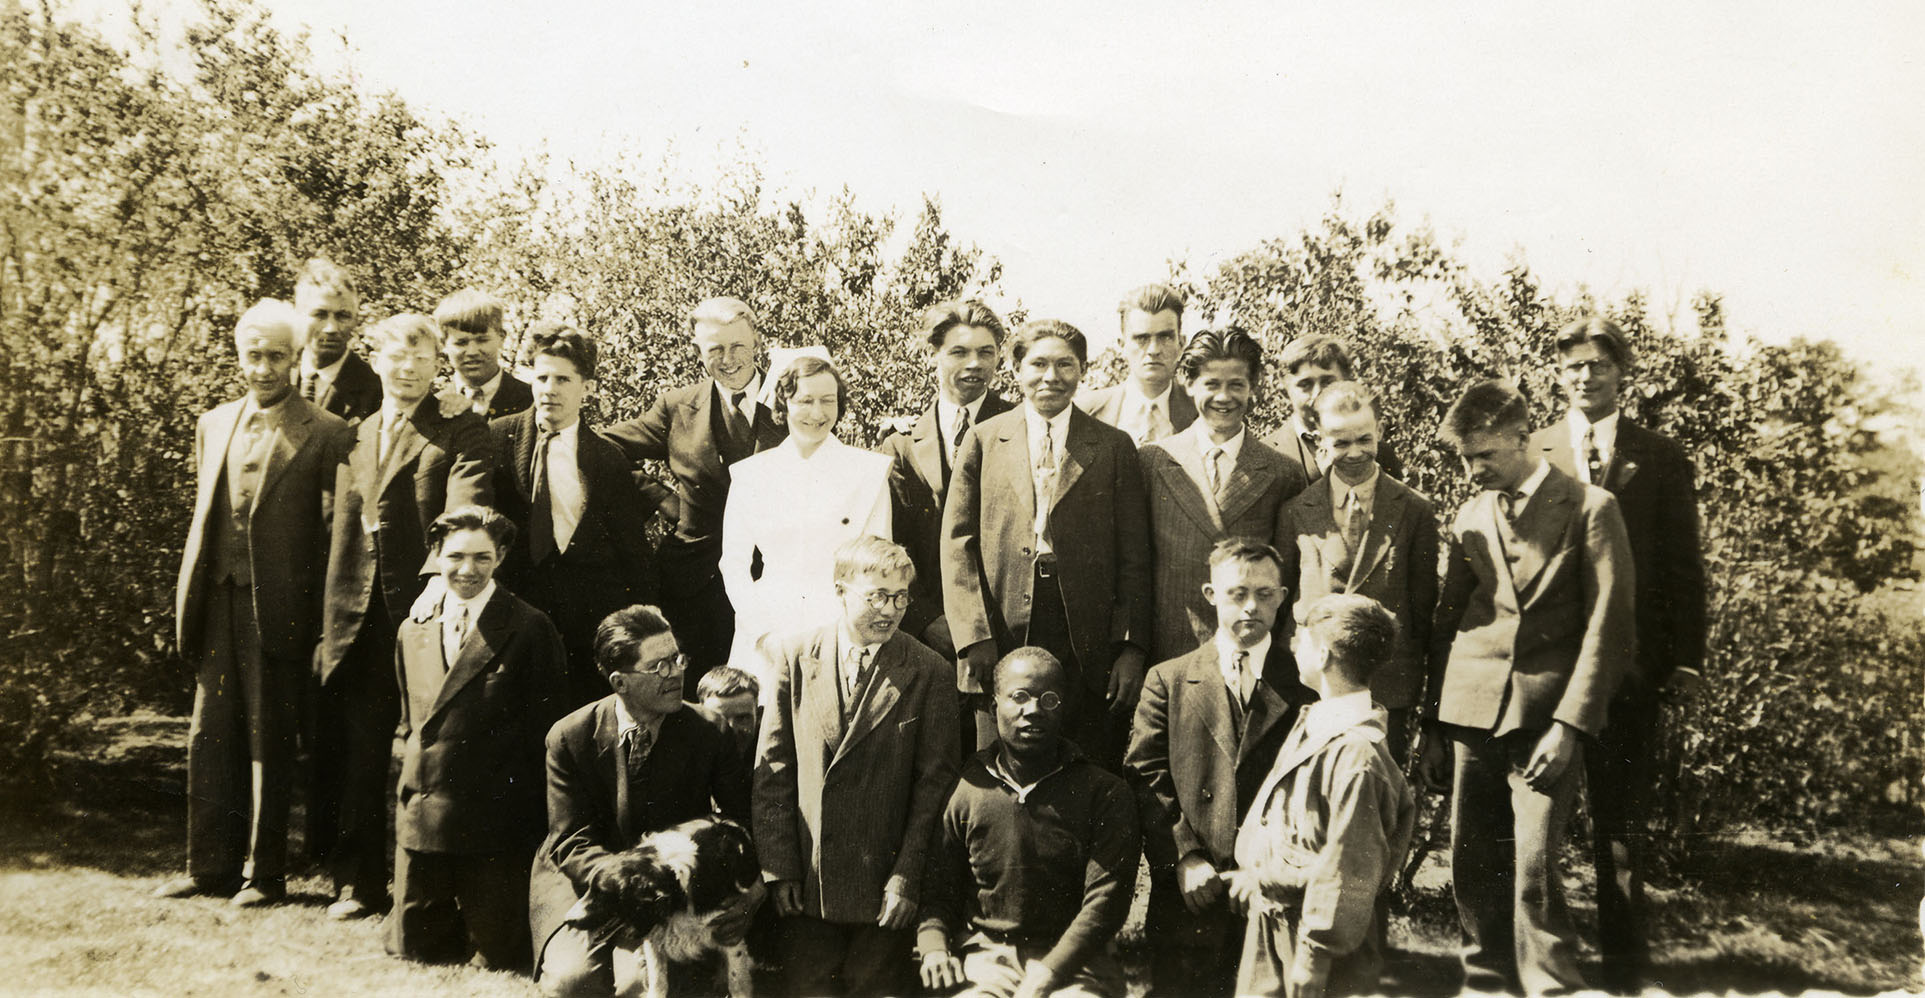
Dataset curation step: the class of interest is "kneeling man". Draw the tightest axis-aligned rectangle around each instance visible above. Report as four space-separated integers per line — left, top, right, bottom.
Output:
918 647 1142 998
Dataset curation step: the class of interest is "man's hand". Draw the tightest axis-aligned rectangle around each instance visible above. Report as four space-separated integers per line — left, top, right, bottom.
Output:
1176 853 1225 914
876 886 917 930
1222 868 1262 917
409 574 447 621
1522 722 1582 794
769 879 803 918
705 880 761 946
1107 646 1147 713
963 642 999 694
1416 724 1452 793
1011 960 1058 998
920 949 965 992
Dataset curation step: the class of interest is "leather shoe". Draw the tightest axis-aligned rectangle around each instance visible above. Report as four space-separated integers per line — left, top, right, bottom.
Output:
327 897 375 920
152 876 235 899
231 883 285 908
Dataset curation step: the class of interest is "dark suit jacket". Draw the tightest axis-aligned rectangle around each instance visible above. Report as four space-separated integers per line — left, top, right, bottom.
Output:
1429 465 1635 738
752 625 959 924
942 406 1153 691
876 392 1015 645
1279 473 1440 709
1532 417 1705 688
316 351 383 426
1125 640 1308 872
438 374 533 421
1075 383 1199 439
602 380 786 582
1258 421 1407 483
176 396 353 663
394 587 568 855
490 411 656 702
317 395 494 681
529 697 750 955
1140 432 1306 661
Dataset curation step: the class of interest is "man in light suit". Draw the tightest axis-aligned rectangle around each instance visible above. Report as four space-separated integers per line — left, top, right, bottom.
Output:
1139 328 1305 662
1278 381 1438 764
155 299 353 907
531 604 753 996
491 323 656 709
943 319 1153 766
314 313 495 920
753 536 959 997
388 506 568 969
603 297 786 692
1257 335 1405 484
292 258 382 425
1076 283 1197 444
1531 316 1705 993
1125 539 1310 998
434 288 533 420
1422 380 1635 996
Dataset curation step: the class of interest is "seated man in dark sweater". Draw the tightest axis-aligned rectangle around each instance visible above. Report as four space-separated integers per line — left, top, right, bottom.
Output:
917 647 1142 998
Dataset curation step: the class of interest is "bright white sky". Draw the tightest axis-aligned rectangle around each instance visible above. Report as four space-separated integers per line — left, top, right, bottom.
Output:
79 0 1925 379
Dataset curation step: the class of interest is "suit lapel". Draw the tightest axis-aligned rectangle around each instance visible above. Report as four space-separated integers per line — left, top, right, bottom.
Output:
800 631 843 763
1347 477 1406 590
1296 483 1346 590
910 405 946 496
1168 389 1198 432
594 700 635 843
686 387 730 483
1156 435 1222 533
254 399 314 507
200 401 245 503
1238 647 1298 771
1216 440 1274 526
1482 491 1522 607
1510 472 1579 597
1606 420 1643 490
378 399 432 496
510 410 538 498
1051 410 1095 507
991 417 1037 529
427 591 509 721
834 636 906 764
1181 650 1239 765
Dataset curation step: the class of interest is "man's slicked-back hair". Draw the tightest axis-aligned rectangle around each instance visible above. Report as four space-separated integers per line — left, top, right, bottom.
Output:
362 313 441 354
428 504 517 557
594 604 677 678
1442 379 1530 446
1279 334 1357 379
433 288 506 339
1207 536 1286 577
688 296 758 335
527 320 599 380
294 257 358 302
832 534 916 586
234 298 305 351
1177 327 1266 386
1008 319 1088 367
992 646 1068 696
1303 380 1380 433
1117 283 1186 325
1553 314 1634 372
921 299 1007 350
696 665 760 702
1302 592 1399 685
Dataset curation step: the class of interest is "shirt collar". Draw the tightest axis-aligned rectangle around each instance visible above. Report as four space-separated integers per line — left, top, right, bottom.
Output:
1303 689 1377 743
610 695 665 742
1330 465 1380 508
1511 459 1552 501
1024 403 1072 439
441 581 496 622
1122 379 1173 411
1192 420 1246 462
715 374 762 409
539 418 581 443
302 351 348 381
838 622 879 663
1214 631 1271 683
1568 408 1620 453
937 394 987 432
460 369 504 402
986 743 1077 803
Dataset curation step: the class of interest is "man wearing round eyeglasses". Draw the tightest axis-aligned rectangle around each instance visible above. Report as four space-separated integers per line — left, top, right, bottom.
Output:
530 605 753 996
917 647 1141 998
754 535 959 997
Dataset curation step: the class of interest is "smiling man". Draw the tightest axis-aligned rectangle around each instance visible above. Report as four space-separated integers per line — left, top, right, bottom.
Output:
1424 379 1634 996
753 536 959 997
1077 284 1196 443
156 299 353 909
1137 328 1305 662
943 319 1152 767
603 297 786 691
435 288 532 419
1257 335 1405 484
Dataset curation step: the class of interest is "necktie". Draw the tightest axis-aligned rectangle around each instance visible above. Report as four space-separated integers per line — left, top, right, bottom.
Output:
1499 490 1523 524
1141 400 1164 443
529 428 556 562
301 370 319 403
380 412 404 463
844 646 872 719
727 390 752 451
1301 432 1323 480
1342 486 1369 560
1583 426 1605 485
442 602 468 667
952 405 972 454
1033 424 1055 545
1206 446 1227 506
1232 649 1250 706
623 726 653 783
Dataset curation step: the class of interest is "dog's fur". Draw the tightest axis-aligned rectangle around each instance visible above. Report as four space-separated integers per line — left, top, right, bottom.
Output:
565 816 764 997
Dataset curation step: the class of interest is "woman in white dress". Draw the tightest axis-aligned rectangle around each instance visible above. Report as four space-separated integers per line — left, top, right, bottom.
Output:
720 353 892 677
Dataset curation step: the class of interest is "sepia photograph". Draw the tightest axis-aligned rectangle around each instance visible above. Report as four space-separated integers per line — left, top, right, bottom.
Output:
2 0 1920 995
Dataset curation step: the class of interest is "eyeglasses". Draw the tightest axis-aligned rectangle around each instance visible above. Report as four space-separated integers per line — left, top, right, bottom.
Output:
1002 689 1062 711
858 589 912 611
626 652 687 677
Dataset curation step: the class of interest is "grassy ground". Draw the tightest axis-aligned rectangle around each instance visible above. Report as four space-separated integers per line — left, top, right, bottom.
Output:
1 712 1919 996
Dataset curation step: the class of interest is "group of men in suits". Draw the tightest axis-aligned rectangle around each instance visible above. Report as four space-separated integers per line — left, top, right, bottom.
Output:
159 254 1702 997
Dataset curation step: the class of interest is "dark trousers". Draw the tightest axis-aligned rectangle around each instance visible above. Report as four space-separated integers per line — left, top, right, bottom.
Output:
1145 872 1244 998
387 846 532 970
1023 561 1125 770
661 567 734 698
310 598 400 905
1449 728 1587 996
775 916 907 998
1586 691 1659 992
185 579 299 888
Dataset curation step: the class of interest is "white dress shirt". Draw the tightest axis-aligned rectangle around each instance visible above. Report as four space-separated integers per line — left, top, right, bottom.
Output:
716 374 764 424
1118 381 1176 443
936 394 989 464
439 581 495 666
1186 421 1246 506
1566 409 1620 484
1330 466 1380 535
1215 632 1271 707
299 352 348 400
1024 405 1073 555
1506 460 1553 517
456 370 506 414
541 419 585 552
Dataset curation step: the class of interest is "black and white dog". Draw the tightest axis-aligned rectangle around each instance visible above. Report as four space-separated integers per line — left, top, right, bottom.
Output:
565 816 764 997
